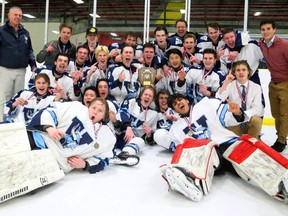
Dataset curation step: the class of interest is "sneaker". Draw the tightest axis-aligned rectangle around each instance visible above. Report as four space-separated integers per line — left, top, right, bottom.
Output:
165 166 203 201
271 141 287 153
110 151 140 166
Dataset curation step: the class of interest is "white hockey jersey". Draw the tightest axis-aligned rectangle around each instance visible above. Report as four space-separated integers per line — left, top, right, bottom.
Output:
197 35 225 52
155 65 190 96
182 47 203 68
156 107 178 130
169 97 238 146
40 69 75 100
185 66 224 104
67 60 91 97
88 68 109 87
220 32 263 76
107 63 141 104
27 101 115 173
152 37 183 58
118 98 158 138
5 88 56 125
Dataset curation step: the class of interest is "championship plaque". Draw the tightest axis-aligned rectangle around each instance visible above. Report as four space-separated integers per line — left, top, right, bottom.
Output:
138 67 156 87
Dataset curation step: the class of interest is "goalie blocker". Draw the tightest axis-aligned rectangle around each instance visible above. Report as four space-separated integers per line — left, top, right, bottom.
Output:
160 135 288 203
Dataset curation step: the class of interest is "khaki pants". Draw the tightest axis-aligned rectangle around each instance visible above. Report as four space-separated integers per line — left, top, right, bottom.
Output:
0 66 26 121
227 115 262 139
269 81 288 144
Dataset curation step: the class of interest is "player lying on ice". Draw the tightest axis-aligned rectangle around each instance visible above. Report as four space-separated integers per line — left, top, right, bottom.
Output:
160 93 288 204
27 98 138 174
0 98 139 203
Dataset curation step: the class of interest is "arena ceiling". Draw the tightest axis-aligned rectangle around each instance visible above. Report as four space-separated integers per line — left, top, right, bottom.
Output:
2 0 288 31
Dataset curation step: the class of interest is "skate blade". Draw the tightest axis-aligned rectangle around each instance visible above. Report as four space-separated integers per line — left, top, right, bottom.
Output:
281 178 288 204
110 156 139 167
166 167 203 201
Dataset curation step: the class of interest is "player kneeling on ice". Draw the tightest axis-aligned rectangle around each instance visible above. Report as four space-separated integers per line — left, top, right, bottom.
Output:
111 86 158 166
160 93 288 204
27 98 116 174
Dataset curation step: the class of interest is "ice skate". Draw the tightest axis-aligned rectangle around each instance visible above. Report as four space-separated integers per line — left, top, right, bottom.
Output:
165 166 203 201
277 179 288 204
110 151 140 166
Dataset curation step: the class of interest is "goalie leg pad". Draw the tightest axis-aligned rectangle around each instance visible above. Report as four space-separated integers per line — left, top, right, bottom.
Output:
0 123 31 157
0 149 64 203
169 138 220 195
0 123 64 203
223 134 288 202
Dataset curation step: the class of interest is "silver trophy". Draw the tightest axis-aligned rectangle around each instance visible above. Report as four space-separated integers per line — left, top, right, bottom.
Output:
138 67 156 87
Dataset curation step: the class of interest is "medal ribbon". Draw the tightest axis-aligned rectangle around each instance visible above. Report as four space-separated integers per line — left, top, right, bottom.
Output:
184 106 193 132
94 122 102 138
201 68 213 81
142 106 148 123
57 42 68 54
88 52 95 64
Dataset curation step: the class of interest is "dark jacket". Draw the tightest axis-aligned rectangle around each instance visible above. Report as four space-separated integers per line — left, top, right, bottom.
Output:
36 38 76 67
0 21 36 69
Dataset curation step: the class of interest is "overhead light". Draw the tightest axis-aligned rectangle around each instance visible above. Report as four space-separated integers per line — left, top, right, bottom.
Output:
89 14 101 18
73 0 84 4
52 30 59 34
23 14 36 19
110 33 117 37
254 12 262 16
180 9 186 14
0 0 8 3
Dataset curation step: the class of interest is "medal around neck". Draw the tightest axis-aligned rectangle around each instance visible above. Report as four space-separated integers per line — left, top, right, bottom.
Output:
187 131 193 136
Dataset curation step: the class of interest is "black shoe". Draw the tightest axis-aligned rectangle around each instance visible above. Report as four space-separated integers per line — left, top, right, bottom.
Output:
110 151 140 166
271 141 287 153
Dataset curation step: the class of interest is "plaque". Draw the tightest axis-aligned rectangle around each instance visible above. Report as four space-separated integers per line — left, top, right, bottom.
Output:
138 67 156 87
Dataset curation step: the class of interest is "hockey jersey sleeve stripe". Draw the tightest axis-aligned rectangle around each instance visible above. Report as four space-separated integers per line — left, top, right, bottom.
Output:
47 110 59 127
217 103 228 127
32 131 47 149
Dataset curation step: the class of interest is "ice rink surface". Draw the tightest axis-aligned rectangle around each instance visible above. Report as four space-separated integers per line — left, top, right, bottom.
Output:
0 125 287 216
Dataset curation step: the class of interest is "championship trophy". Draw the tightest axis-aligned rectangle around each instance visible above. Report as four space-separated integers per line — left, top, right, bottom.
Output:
138 67 156 87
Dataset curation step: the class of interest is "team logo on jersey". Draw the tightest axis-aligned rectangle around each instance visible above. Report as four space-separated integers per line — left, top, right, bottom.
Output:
201 35 208 41
40 177 48 185
157 119 171 130
130 116 144 129
60 117 93 148
23 107 35 123
175 38 182 45
183 115 212 139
